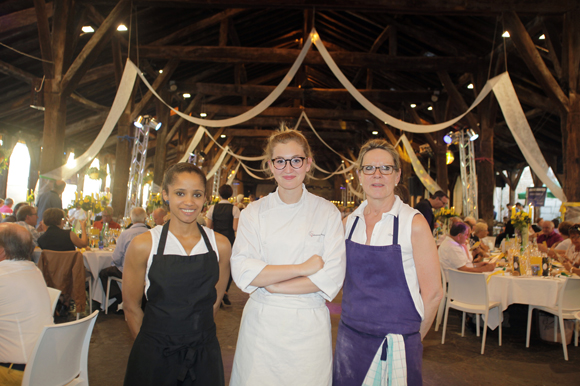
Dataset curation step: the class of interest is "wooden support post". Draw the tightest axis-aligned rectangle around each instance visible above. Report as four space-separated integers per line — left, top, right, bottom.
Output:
0 135 18 198
27 140 42 193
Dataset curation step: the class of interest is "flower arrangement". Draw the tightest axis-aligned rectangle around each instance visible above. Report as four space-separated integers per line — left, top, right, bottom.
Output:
87 167 107 180
26 189 35 204
147 193 164 212
435 207 457 220
69 195 103 213
511 210 531 230
143 171 154 185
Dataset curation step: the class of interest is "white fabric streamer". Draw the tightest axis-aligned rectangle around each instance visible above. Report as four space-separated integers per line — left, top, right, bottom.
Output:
397 135 443 195
127 31 312 128
178 127 206 163
491 73 566 202
206 146 230 179
41 60 138 180
227 162 241 185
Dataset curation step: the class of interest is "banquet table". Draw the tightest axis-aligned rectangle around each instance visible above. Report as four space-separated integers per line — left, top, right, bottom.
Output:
484 271 566 329
33 248 115 309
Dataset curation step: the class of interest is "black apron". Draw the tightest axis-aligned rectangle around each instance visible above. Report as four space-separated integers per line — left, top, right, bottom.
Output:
124 221 224 386
212 203 235 246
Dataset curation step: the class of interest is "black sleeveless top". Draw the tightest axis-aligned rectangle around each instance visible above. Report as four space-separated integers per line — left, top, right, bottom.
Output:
212 203 235 246
37 225 76 251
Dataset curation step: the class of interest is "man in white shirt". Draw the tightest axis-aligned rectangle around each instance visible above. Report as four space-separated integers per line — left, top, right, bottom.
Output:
438 222 495 273
0 223 54 385
15 205 44 247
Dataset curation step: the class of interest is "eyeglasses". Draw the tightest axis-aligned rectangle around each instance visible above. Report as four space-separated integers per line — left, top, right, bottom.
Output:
360 165 398 175
271 157 306 170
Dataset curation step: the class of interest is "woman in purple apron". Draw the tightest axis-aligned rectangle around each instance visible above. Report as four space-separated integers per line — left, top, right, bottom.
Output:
122 163 232 386
333 139 442 386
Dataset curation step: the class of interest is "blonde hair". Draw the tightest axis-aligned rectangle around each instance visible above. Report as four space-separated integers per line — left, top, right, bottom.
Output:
261 127 314 180
356 139 400 170
472 222 488 235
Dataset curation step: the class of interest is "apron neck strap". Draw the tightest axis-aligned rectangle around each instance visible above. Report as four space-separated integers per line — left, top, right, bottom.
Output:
157 220 171 256
348 216 360 240
197 223 215 254
392 215 399 245
348 215 400 244
157 221 216 256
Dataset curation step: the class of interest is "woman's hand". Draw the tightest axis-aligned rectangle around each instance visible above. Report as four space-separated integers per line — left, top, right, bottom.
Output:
299 254 324 276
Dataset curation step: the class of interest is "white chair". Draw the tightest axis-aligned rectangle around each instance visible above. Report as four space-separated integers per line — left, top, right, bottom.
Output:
441 269 502 355
47 287 61 315
526 277 580 360
105 276 123 314
21 310 99 386
434 265 447 331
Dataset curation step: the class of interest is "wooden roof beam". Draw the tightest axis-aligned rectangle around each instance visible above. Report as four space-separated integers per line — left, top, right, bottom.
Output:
150 8 245 46
33 0 54 77
131 59 180 120
0 4 54 34
60 0 129 97
181 82 439 102
503 11 569 113
0 60 37 85
137 46 479 72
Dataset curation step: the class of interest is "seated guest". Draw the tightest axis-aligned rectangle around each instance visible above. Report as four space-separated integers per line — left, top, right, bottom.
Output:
470 222 491 252
0 198 14 215
93 206 121 230
2 202 28 223
439 222 495 273
99 207 148 311
470 241 489 263
561 224 580 273
0 223 54 385
152 207 167 226
15 206 44 246
536 221 563 248
234 194 246 210
463 216 476 230
37 208 88 251
552 221 574 256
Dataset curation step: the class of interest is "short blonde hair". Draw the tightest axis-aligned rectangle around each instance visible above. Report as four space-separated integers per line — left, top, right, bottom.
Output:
356 139 400 171
472 222 488 235
261 127 314 180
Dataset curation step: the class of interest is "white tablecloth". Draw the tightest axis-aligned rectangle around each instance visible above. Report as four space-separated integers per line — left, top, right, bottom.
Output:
484 271 565 329
32 248 114 309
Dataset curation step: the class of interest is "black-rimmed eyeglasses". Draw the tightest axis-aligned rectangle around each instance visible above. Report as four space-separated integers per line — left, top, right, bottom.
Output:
271 157 306 170
360 165 398 175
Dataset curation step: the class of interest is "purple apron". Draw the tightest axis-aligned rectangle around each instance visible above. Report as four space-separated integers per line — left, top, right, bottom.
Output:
333 215 423 386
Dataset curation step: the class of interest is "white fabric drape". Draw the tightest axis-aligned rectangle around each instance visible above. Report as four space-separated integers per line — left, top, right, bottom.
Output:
397 135 443 195
206 146 229 179
226 162 241 186
177 127 206 163
40 30 566 204
41 60 138 180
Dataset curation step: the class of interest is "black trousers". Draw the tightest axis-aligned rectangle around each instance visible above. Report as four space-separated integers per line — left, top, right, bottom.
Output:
99 266 123 304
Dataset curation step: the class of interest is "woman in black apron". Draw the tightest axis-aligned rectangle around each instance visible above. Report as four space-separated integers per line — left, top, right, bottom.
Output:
122 163 231 386
333 139 442 386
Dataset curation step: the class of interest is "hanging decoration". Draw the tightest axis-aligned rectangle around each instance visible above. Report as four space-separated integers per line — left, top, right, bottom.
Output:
38 29 565 203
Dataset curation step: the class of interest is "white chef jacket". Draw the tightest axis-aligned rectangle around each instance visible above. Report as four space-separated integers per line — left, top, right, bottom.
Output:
231 184 346 301
229 185 346 386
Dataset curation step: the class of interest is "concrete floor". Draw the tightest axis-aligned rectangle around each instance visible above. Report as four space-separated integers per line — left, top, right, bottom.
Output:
79 285 580 386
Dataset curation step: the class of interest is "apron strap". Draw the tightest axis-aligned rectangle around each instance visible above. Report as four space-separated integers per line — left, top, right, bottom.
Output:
156 220 171 256
197 223 216 255
348 216 360 241
393 216 399 245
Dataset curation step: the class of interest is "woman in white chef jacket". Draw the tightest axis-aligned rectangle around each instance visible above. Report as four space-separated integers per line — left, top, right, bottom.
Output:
230 129 346 386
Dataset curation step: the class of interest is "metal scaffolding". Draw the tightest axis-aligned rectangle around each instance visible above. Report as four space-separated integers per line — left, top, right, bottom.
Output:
457 131 478 218
124 117 153 218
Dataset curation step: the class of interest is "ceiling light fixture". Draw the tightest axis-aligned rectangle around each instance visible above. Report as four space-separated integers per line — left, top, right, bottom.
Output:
159 69 163 74
183 93 191 98
427 106 433 111
371 131 378 135
502 31 510 38
410 104 416 108
81 26 95 33
467 83 474 89
117 24 128 31
539 34 545 40
220 134 226 138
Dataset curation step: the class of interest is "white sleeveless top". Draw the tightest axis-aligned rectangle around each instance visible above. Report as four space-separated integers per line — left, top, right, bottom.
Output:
144 225 220 298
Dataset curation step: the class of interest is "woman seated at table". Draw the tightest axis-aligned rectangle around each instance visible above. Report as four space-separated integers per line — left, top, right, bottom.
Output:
552 223 580 273
470 241 489 263
470 222 491 252
37 208 88 251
